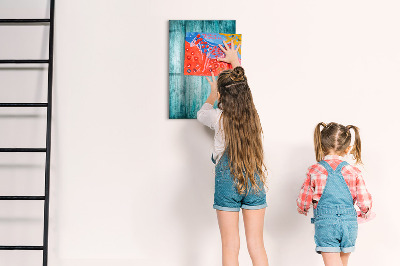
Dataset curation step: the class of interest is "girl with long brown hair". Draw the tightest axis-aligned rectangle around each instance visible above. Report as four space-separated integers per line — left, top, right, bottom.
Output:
297 122 373 266
197 40 269 266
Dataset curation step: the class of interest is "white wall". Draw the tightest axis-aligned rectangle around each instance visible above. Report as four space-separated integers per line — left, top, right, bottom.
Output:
1 0 399 265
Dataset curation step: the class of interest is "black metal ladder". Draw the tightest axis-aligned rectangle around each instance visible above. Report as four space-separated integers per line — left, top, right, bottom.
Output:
0 1 55 265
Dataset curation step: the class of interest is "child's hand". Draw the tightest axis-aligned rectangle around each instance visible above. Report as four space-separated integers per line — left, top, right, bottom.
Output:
217 40 241 68
357 210 376 223
297 207 308 216
205 72 218 105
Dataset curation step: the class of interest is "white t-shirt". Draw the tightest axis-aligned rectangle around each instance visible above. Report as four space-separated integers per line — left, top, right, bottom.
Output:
197 102 225 164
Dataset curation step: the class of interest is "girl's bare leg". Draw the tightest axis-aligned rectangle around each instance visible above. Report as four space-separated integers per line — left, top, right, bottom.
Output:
321 252 343 266
242 208 269 266
340 252 350 266
216 210 240 266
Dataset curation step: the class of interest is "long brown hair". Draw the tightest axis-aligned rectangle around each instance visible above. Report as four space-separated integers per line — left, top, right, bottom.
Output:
314 122 362 164
217 66 267 194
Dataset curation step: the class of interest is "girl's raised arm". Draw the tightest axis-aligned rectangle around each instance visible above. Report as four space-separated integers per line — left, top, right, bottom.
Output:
197 72 220 129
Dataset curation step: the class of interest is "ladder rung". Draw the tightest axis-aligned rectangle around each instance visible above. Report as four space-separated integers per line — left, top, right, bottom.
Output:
0 19 50 23
0 103 48 107
0 246 44 250
0 148 46 152
0 60 49 64
0 196 45 200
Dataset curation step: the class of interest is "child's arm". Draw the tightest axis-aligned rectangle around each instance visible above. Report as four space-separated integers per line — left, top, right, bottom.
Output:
296 169 315 216
204 72 218 106
197 72 219 129
355 169 373 218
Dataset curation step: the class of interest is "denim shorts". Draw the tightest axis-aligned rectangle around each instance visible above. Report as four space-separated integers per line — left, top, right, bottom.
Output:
312 208 358 253
213 154 267 211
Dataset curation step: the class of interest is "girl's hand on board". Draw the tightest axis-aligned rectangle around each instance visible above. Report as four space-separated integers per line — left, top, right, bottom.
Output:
205 72 219 105
217 40 241 68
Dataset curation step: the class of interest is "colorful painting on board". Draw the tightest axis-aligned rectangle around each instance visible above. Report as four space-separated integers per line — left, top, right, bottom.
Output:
184 33 242 76
169 20 236 119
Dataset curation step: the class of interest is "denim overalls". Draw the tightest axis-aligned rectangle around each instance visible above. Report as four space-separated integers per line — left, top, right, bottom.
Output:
211 150 267 211
311 160 358 254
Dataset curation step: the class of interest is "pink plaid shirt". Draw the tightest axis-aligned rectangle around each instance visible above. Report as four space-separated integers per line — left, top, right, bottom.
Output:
297 155 372 218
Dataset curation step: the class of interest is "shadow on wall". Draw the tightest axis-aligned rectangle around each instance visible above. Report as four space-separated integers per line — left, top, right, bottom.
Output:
172 122 216 266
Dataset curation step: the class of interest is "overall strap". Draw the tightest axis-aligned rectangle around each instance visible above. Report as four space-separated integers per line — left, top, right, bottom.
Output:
318 160 333 174
334 161 349 173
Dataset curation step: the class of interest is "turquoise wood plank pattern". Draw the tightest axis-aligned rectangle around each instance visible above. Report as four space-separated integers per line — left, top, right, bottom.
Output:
169 20 236 119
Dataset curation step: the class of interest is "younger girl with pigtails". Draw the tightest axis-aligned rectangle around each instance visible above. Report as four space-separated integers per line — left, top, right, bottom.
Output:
297 122 373 266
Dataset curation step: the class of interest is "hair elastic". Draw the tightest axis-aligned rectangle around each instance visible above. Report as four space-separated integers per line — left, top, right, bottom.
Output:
225 81 246 88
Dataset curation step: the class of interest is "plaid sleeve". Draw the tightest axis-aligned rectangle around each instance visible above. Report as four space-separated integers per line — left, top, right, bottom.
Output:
297 167 314 216
354 167 373 218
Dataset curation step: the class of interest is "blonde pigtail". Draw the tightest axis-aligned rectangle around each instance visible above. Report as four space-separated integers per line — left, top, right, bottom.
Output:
314 122 326 162
347 125 362 164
